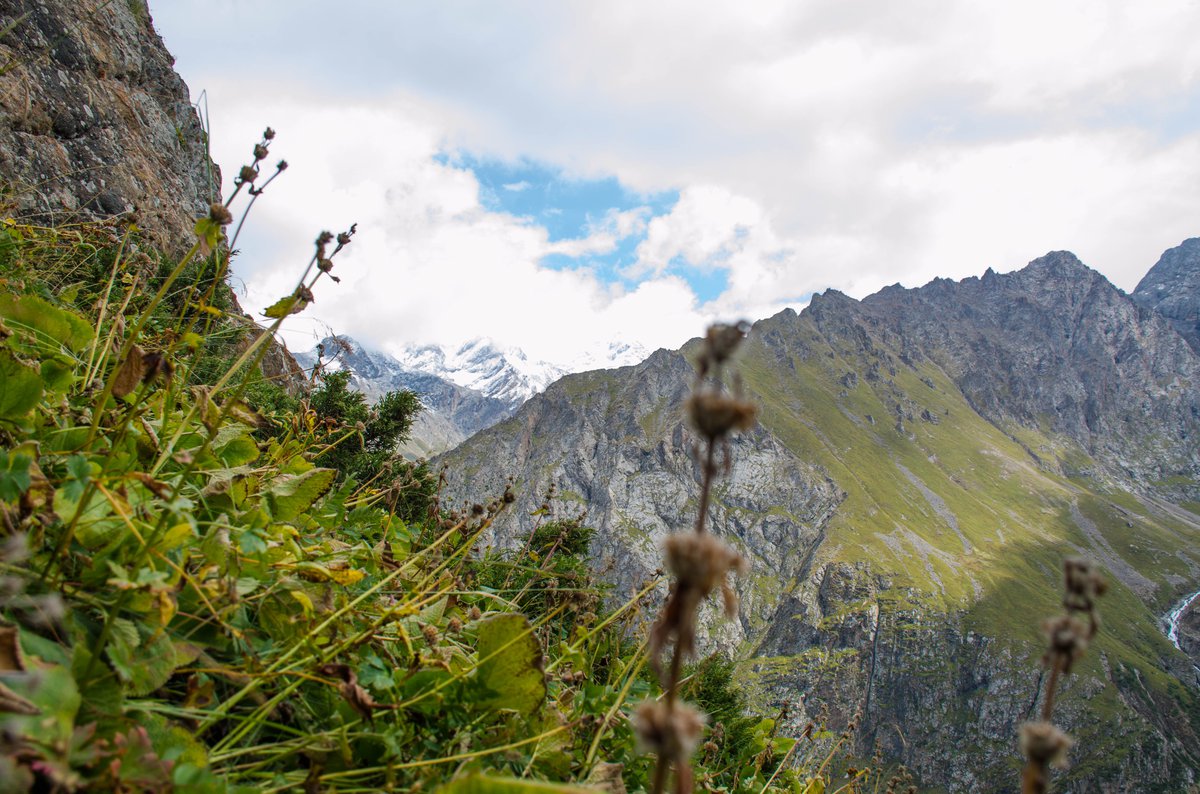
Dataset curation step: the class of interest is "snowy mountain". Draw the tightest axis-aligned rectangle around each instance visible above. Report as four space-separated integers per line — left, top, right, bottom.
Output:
296 335 657 457
566 340 650 373
391 339 566 409
294 337 514 458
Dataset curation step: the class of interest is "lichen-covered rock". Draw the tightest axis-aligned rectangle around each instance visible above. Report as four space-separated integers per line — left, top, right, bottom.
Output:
0 0 216 253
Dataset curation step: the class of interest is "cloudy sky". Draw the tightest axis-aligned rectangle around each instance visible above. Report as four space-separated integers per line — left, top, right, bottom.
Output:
153 1 1200 369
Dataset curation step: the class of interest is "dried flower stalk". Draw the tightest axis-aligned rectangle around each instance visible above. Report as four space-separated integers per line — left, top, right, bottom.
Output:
1020 557 1107 793
637 322 757 794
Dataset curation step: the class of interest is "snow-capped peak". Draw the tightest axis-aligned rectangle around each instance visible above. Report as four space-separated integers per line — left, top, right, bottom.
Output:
567 340 651 373
390 338 565 408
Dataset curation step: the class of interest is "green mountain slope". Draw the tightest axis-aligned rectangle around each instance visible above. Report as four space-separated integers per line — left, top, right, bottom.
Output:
441 249 1200 791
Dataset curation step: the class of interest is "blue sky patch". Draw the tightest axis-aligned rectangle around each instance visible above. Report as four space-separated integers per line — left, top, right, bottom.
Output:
438 152 740 304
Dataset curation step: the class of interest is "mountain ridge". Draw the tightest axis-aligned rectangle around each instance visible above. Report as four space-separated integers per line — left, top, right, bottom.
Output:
437 245 1200 791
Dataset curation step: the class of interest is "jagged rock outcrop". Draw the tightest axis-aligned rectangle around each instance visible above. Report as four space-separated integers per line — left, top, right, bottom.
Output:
0 0 307 393
0 0 214 252
837 251 1200 494
1132 237 1200 355
440 246 1200 792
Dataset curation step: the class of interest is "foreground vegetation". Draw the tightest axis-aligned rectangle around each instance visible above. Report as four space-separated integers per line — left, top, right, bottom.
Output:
0 163 902 791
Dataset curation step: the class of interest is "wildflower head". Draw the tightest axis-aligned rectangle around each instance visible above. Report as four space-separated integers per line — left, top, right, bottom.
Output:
686 392 758 441
208 202 233 226
1020 721 1072 769
634 699 706 763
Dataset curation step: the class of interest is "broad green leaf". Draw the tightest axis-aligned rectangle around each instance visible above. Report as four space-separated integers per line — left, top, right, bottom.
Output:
265 467 335 521
107 627 183 696
215 432 259 467
0 351 42 422
0 293 93 353
473 614 546 716
436 773 597 793
0 450 32 501
0 660 80 751
39 357 75 394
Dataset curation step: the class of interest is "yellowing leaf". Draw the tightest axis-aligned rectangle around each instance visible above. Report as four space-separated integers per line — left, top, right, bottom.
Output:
161 522 195 551
473 614 546 716
265 468 335 521
289 590 315 616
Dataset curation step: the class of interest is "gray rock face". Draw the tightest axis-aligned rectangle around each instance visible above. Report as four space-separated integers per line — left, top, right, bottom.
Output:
1132 237 1200 355
843 251 1200 494
441 348 844 644
440 249 1200 792
0 0 216 254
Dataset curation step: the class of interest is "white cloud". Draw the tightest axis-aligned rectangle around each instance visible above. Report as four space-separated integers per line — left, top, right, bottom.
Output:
502 180 531 192
153 0 1200 369
190 83 712 366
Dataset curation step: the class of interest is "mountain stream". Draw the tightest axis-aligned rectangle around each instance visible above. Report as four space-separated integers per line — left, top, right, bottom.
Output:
1163 588 1200 663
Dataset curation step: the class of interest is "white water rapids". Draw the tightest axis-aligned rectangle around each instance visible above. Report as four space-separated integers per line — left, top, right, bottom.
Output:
1164 588 1200 656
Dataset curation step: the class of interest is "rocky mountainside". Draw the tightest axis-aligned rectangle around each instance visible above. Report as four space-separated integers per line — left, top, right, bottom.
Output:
294 336 514 458
439 247 1200 791
0 0 213 253
1132 237 1200 355
0 1 306 392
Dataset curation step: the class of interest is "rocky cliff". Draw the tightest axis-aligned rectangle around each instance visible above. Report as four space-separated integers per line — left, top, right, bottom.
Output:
1132 237 1200 355
440 246 1200 791
0 0 214 251
0 0 306 392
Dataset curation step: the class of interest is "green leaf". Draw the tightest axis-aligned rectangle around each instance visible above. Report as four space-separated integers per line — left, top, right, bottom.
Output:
215 431 259 467
107 625 183 696
0 351 42 422
194 216 223 254
262 295 297 319
472 614 546 716
265 468 335 521
436 773 597 793
40 357 75 394
0 659 80 751
0 450 32 501
0 293 93 353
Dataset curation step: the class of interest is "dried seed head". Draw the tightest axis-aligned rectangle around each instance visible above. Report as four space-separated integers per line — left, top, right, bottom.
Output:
447 617 463 635
1020 721 1072 769
664 532 748 606
1041 614 1089 672
263 127 276 140
1063 558 1108 613
467 605 483 621
208 202 233 226
238 165 258 183
704 322 750 365
634 699 706 762
471 503 485 516
276 159 289 171
686 392 757 441
421 623 439 647
253 143 269 161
